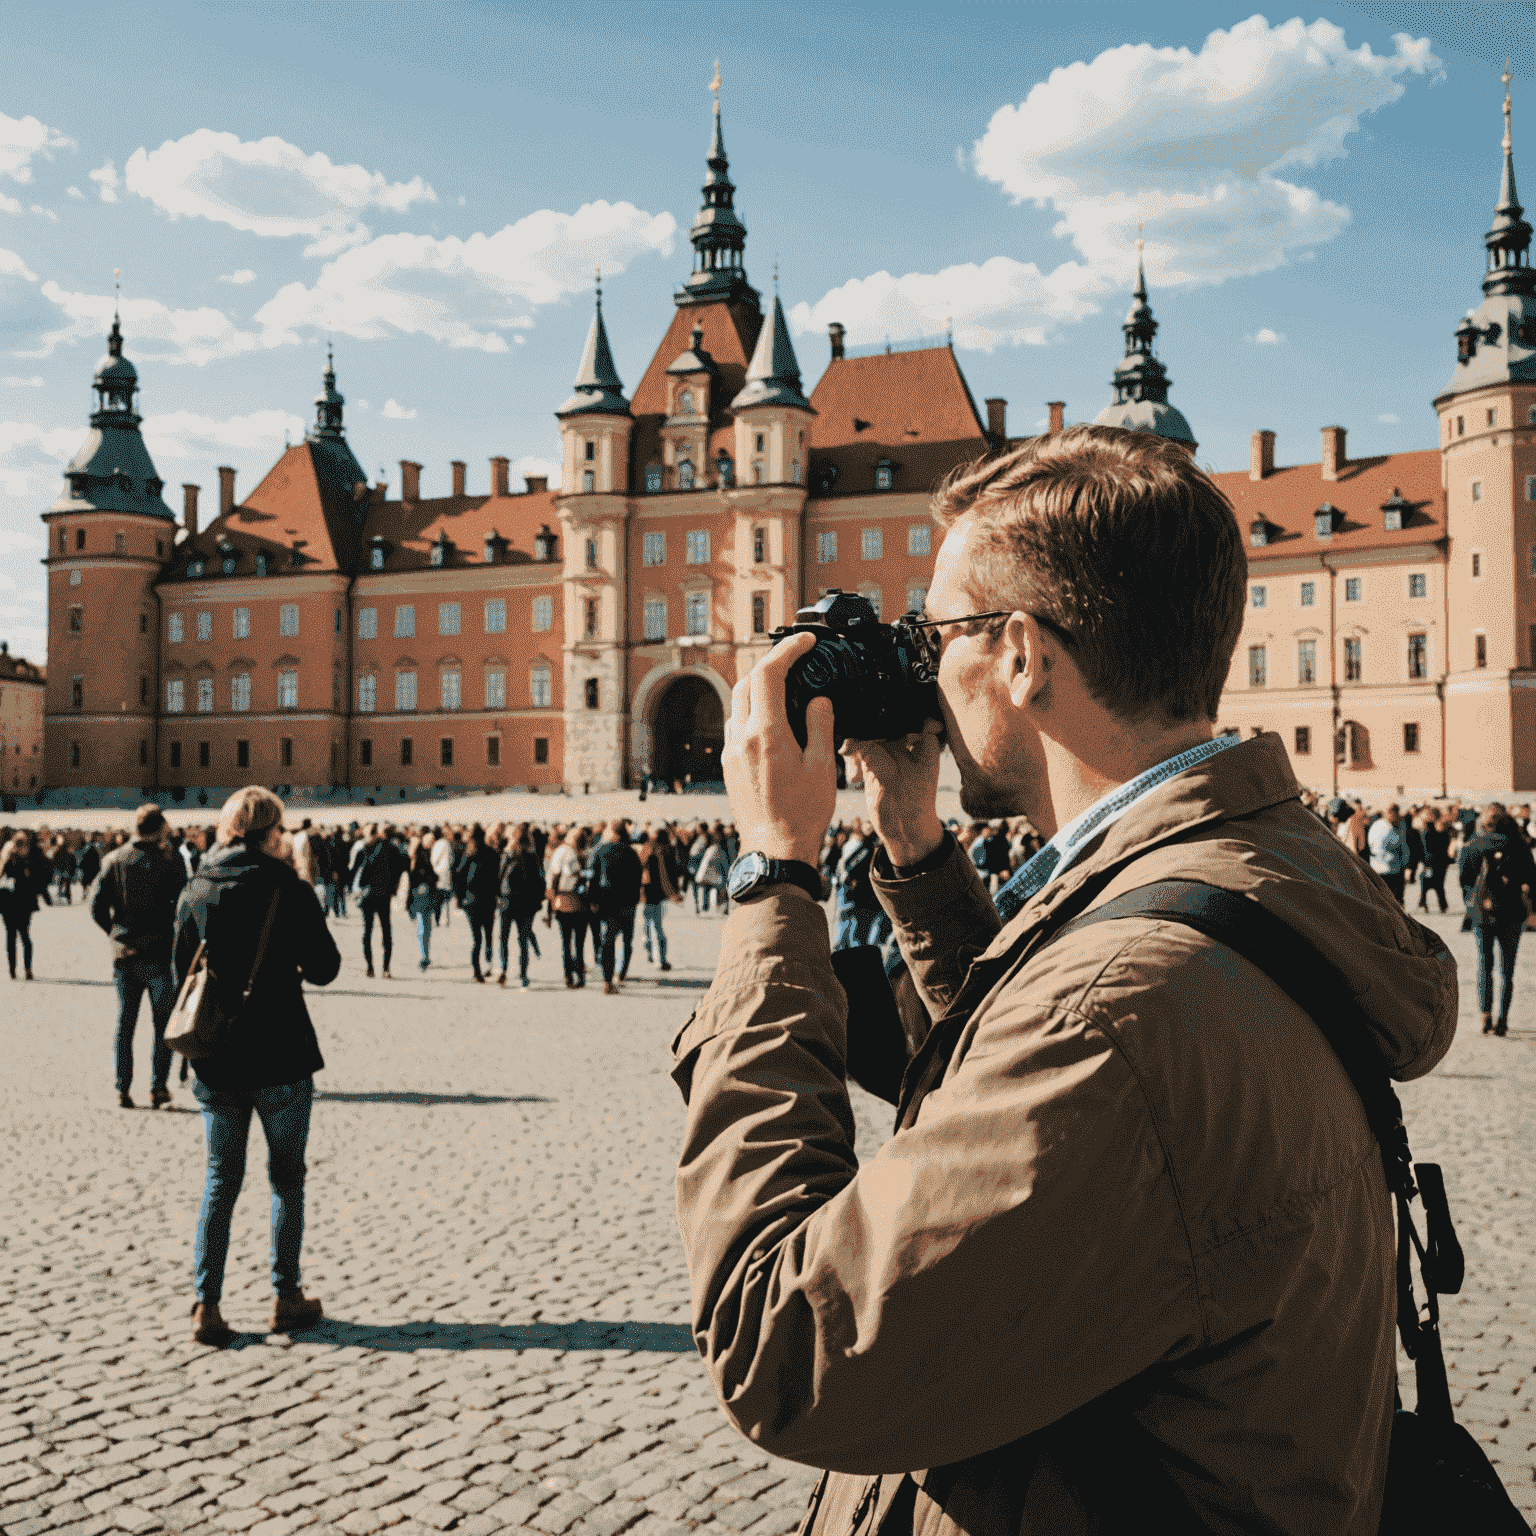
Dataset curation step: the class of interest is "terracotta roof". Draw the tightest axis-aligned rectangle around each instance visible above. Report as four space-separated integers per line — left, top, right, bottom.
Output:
360 487 563 572
806 346 989 498
1215 449 1444 560
0 648 43 683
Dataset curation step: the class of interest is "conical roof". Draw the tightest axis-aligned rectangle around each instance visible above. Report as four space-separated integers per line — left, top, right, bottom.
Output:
558 289 631 418
1484 70 1535 297
730 294 812 411
1093 241 1196 448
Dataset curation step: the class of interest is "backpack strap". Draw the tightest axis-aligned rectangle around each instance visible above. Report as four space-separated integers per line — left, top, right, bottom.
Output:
238 886 282 1012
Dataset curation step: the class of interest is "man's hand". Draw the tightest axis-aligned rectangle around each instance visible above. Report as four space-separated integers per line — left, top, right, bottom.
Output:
842 720 945 868
723 632 837 866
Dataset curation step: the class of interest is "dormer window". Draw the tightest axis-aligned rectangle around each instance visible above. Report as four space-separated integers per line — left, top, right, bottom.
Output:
1314 503 1339 539
186 560 204 578
255 553 267 577
679 388 695 415
1381 488 1408 532
429 534 449 568
1249 518 1270 548
645 465 663 493
533 525 556 562
875 459 894 491
716 454 734 488
484 531 500 565
218 540 237 576
678 460 695 491
369 539 387 571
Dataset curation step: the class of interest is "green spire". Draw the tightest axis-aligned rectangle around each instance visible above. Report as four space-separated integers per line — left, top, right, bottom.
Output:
558 276 631 418
731 293 811 411
1485 63 1535 297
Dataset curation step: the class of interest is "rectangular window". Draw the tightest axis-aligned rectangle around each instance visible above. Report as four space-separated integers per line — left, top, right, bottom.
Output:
69 740 80 769
1472 551 1482 579
584 678 599 709
485 669 506 709
1297 639 1316 685
69 674 83 709
861 528 883 561
166 678 185 713
908 524 931 558
686 530 710 564
358 607 377 640
232 607 250 640
68 605 82 633
279 670 299 709
395 670 417 711
281 737 293 768
231 674 251 712
752 592 767 635
400 738 413 766
198 741 210 769
1343 637 1362 682
534 736 549 765
817 530 837 564
685 591 708 636
334 607 342 634
1404 722 1420 754
487 597 509 633
394 605 415 639
643 598 667 641
1251 585 1266 608
643 531 665 566
1409 572 1427 599
1299 581 1315 608
1407 633 1428 680
584 598 599 638
332 671 342 710
359 738 372 768
139 674 149 705
530 665 551 709
236 740 250 769
1294 726 1311 756
197 611 212 643
169 740 182 768
1248 645 1267 687
438 602 461 636
753 527 766 563
168 612 184 643
1526 474 1536 502
1475 633 1488 669
1472 481 1482 502
1344 577 1361 602
441 670 461 710
197 677 214 712
440 737 454 768
528 596 549 633
906 584 927 615
586 537 598 571
486 736 500 767
279 604 298 637
357 674 376 713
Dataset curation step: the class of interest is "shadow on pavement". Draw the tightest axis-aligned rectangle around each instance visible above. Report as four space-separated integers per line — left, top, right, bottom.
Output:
29 976 114 987
291 1318 696 1352
314 1091 552 1105
646 976 712 990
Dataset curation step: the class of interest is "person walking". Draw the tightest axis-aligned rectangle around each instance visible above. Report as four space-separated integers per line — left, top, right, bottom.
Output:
430 825 454 928
0 829 51 980
292 818 323 907
91 804 186 1109
1418 811 1453 913
547 827 591 988
325 827 350 917
832 825 890 949
497 829 545 988
695 832 728 914
51 837 75 904
687 826 709 912
78 835 102 892
174 787 340 1347
1459 804 1536 1036
639 829 680 971
1367 802 1408 905
457 825 499 982
354 823 404 978
589 818 643 994
406 835 438 971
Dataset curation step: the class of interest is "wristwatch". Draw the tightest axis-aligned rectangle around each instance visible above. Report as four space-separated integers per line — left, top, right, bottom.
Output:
727 851 826 903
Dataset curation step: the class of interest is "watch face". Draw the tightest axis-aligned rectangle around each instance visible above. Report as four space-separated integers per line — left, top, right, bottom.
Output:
728 851 770 900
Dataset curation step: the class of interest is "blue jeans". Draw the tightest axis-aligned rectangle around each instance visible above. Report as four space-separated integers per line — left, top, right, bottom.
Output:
835 906 892 951
114 956 175 1094
414 908 432 967
192 1076 313 1303
1475 920 1523 1022
642 902 668 964
329 879 346 918
597 907 637 983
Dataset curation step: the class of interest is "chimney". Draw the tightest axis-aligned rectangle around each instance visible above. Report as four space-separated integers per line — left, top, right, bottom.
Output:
181 483 200 537
1321 425 1347 482
828 322 845 362
985 398 1007 440
217 466 236 517
370 479 389 504
399 461 422 501
451 459 467 497
524 475 549 494
1249 430 1275 481
352 480 368 503
1047 402 1065 434
490 456 510 497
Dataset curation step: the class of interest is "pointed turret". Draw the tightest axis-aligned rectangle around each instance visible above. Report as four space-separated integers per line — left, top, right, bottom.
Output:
731 294 811 411
677 63 755 309
309 346 347 441
558 283 631 418
1484 67 1535 297
1092 238 1196 450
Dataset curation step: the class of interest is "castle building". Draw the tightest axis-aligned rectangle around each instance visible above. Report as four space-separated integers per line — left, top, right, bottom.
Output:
39 78 1536 804
0 643 45 802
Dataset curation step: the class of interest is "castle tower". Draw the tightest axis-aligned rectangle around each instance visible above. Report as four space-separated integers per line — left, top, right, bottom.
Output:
42 311 175 792
1435 68 1536 791
556 281 634 790
1092 236 1197 452
677 63 753 310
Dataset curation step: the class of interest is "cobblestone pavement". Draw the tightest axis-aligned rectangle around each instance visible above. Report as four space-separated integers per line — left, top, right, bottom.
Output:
0 890 1532 1534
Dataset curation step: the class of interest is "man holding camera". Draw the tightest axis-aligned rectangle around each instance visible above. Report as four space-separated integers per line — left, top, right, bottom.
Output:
669 427 1457 1534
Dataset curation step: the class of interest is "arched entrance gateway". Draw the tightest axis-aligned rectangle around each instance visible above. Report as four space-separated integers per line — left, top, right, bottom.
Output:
649 673 725 788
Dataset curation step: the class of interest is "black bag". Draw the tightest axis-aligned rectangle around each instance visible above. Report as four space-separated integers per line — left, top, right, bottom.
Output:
1471 848 1526 923
1049 879 1529 1535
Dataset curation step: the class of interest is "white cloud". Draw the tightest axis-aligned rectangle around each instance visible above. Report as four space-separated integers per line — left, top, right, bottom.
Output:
0 193 19 215
66 185 84 200
381 398 416 419
1246 327 1286 344
124 129 436 256
2 376 44 387
17 281 262 366
89 160 119 202
0 112 74 184
0 421 82 497
255 200 677 351
1378 412 1400 424
141 407 306 464
0 248 37 282
354 399 370 412
218 268 256 285
0 527 42 553
30 205 57 222
798 16 1438 351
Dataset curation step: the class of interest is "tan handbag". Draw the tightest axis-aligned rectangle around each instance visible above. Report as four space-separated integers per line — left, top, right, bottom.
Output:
165 888 281 1059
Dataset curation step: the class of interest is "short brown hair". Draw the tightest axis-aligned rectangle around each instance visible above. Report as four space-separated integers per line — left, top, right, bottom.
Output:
933 426 1245 723
135 803 166 837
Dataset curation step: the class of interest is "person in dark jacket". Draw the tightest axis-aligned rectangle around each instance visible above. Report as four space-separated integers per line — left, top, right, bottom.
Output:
1458 804 1536 1036
354 823 405 978
173 787 340 1347
77 837 102 890
588 818 643 994
51 838 74 903
455 824 500 982
406 835 439 972
1417 810 1453 913
497 829 546 988
91 803 187 1109
0 829 52 979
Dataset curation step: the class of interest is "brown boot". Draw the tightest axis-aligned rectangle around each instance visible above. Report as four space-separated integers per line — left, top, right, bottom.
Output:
271 1291 323 1332
191 1301 233 1347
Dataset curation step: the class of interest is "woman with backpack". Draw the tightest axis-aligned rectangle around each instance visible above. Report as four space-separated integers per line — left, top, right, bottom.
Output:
406 835 439 972
173 786 340 1347
0 829 52 979
1459 804 1536 1036
547 826 592 988
497 828 546 988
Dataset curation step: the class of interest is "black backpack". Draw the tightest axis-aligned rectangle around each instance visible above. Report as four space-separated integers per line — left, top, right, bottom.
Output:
1470 847 1527 923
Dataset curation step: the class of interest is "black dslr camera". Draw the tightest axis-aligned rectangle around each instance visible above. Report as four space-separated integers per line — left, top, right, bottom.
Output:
771 590 940 748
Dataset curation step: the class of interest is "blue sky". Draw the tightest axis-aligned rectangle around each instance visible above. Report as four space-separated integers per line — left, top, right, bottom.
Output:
2 2 1532 661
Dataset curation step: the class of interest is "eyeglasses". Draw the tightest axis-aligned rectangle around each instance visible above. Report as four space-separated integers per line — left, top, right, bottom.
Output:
900 608 1076 673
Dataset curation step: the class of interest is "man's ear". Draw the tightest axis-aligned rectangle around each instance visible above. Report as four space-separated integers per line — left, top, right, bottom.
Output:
1005 612 1047 710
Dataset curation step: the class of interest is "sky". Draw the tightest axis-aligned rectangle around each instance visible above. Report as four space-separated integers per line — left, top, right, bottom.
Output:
2 1 1533 663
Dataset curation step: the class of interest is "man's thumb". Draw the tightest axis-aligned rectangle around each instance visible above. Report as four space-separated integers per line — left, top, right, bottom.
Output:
804 696 837 774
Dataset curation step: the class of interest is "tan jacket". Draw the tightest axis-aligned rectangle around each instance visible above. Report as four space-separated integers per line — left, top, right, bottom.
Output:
670 736 1456 1535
